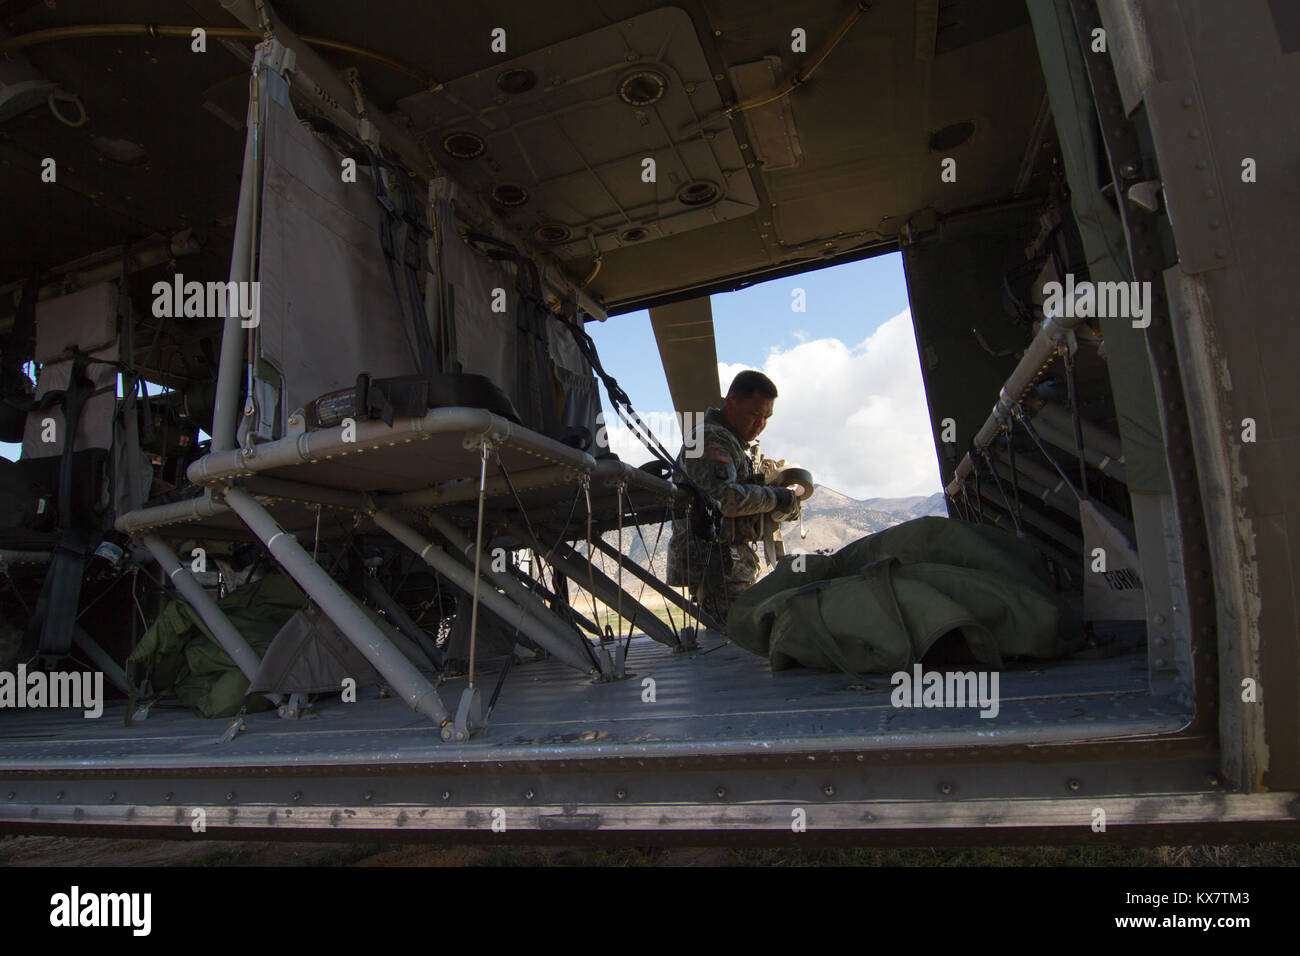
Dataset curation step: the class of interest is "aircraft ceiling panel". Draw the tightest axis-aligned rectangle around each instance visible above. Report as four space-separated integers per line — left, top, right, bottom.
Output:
396 6 760 261
582 0 1048 308
765 26 1044 250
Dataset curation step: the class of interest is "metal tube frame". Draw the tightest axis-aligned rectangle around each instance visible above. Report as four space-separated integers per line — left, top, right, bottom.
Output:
116 493 231 534
210 65 261 454
189 407 595 487
423 511 601 674
71 626 132 696
139 534 282 705
1028 415 1127 483
372 510 599 676
945 306 1089 497
221 488 450 729
511 525 681 650
503 564 604 640
973 480 1084 555
587 533 721 632
361 575 444 671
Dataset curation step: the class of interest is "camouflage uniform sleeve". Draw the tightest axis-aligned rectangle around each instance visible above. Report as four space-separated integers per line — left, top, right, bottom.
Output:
726 512 766 544
681 433 778 518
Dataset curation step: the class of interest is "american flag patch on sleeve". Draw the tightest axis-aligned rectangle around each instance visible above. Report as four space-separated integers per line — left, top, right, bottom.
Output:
707 448 730 463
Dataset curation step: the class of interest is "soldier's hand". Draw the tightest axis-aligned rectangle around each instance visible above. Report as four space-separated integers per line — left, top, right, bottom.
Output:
771 487 797 513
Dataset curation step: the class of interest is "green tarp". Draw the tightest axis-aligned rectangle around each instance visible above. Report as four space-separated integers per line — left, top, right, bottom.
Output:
127 573 308 718
726 517 1085 678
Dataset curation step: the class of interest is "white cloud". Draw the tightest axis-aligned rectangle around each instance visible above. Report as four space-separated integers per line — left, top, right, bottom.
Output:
718 308 943 499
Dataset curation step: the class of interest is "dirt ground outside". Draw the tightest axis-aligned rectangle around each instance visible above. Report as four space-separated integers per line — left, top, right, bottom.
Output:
2 835 1298 867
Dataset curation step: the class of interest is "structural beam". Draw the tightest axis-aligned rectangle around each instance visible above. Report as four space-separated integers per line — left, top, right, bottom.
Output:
361 574 444 671
372 510 599 675
222 488 450 728
588 533 720 631
140 534 281 704
648 296 723 419
510 525 681 649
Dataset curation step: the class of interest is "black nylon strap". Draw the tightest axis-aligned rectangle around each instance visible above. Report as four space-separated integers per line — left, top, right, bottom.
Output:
462 232 561 439
560 318 723 540
22 530 90 662
301 111 439 378
21 349 98 660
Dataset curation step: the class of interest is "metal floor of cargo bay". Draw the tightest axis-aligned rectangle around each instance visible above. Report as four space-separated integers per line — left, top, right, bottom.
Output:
0 634 1189 771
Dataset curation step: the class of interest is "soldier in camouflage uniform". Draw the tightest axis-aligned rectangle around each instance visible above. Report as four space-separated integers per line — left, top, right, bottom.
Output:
667 371 798 630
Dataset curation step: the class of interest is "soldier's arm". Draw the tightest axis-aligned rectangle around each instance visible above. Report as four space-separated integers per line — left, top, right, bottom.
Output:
682 438 778 518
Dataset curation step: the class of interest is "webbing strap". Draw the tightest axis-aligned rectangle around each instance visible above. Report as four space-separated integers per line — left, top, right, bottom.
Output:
981 448 1022 536
377 170 439 377
1013 405 1083 501
21 349 98 660
561 318 723 540
493 453 601 671
302 111 439 378
462 232 561 439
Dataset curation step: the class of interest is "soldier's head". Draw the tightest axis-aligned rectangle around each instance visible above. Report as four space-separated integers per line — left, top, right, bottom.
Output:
722 370 777 443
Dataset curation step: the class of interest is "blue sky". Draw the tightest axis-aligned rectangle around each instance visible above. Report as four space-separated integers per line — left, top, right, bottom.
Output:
590 251 912 418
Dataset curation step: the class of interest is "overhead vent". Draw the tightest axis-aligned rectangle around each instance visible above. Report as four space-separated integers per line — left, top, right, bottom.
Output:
491 183 529 207
617 69 667 106
535 224 571 244
496 68 537 95
442 131 485 160
676 181 718 207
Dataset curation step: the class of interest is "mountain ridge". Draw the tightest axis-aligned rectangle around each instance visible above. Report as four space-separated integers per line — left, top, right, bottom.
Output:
791 488 948 554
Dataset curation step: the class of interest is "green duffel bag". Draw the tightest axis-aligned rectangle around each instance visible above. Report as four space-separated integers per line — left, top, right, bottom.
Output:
728 517 1084 678
128 572 308 718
